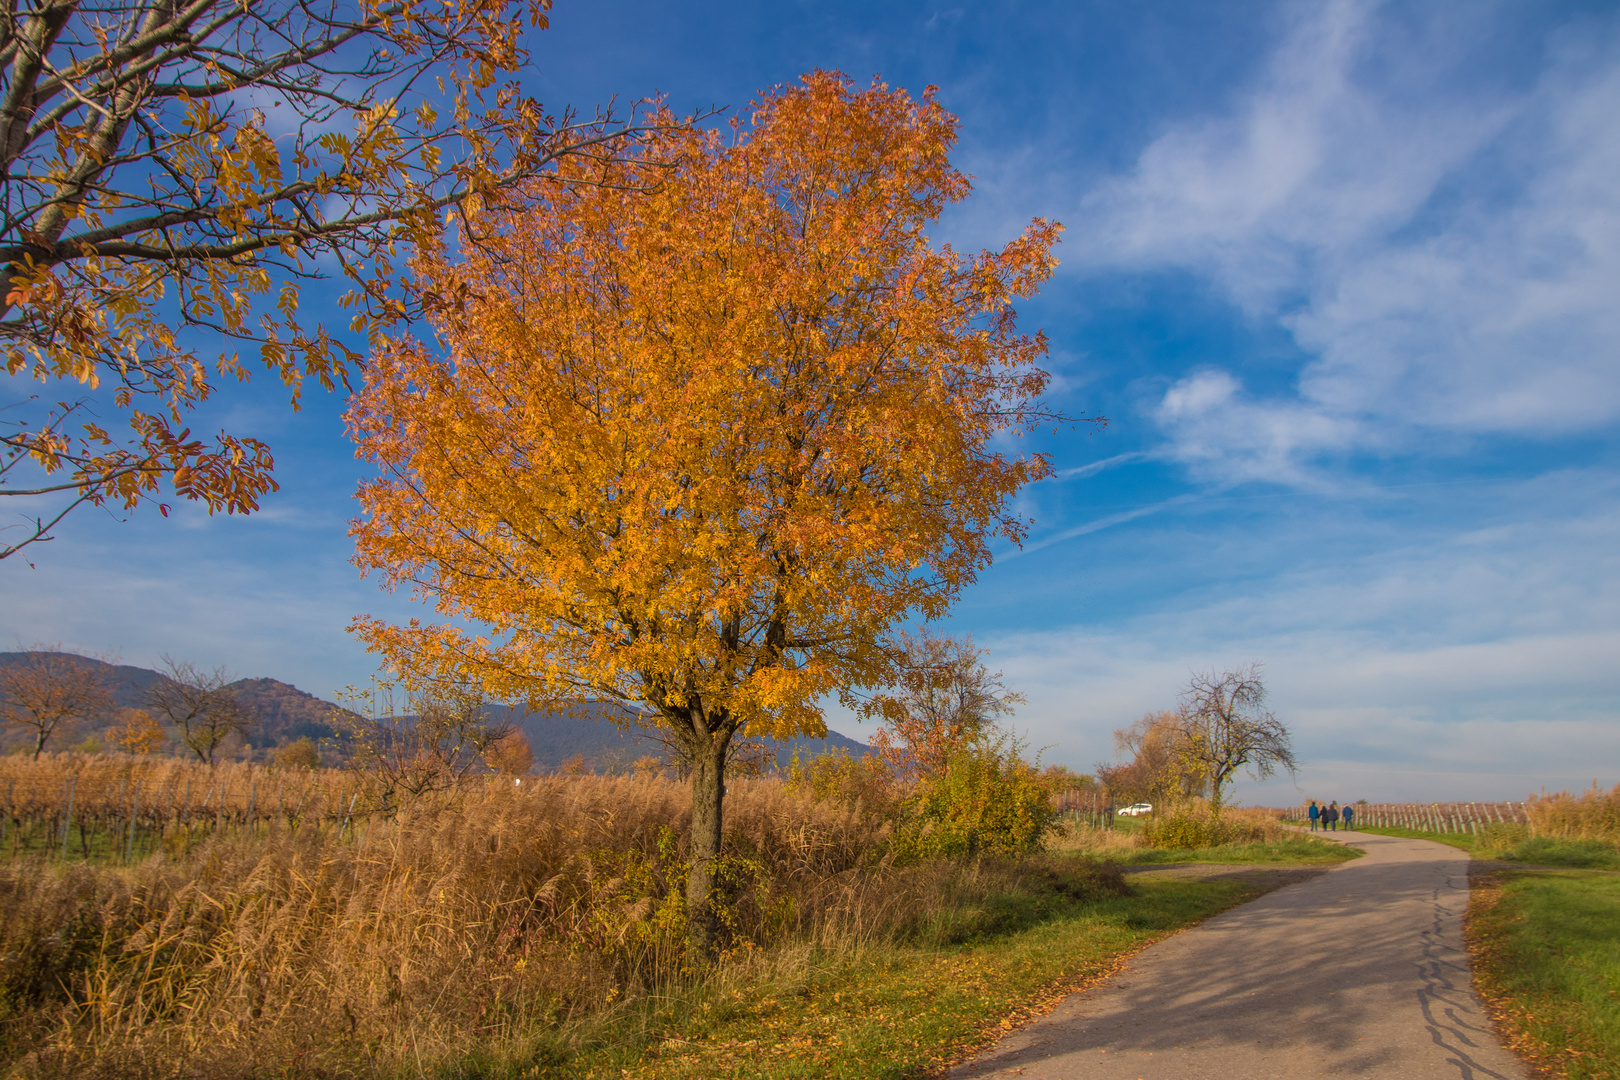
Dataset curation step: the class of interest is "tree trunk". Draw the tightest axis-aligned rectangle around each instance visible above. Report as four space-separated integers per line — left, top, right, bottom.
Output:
1210 764 1234 818
685 733 731 957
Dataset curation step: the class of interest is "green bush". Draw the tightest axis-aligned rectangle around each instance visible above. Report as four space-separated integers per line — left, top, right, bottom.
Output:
895 743 1059 860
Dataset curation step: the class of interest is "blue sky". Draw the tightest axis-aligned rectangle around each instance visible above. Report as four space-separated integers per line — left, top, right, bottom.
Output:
5 0 1618 803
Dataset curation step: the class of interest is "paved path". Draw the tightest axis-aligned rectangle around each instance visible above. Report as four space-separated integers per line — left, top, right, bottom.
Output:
950 831 1527 1080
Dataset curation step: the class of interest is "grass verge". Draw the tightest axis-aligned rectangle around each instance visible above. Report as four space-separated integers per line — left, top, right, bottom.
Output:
1341 825 1620 870
513 866 1276 1080
1468 869 1620 1080
1111 837 1359 866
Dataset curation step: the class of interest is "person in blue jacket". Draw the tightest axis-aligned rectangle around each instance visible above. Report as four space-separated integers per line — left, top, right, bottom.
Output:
1342 803 1355 830
1308 800 1321 830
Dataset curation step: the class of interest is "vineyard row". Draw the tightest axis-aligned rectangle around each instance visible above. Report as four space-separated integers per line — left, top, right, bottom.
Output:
1296 801 1531 834
2 769 374 862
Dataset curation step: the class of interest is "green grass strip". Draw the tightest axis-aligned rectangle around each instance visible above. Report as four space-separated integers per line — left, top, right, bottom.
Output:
1346 825 1620 870
1112 837 1359 866
1469 870 1620 1080
514 874 1275 1080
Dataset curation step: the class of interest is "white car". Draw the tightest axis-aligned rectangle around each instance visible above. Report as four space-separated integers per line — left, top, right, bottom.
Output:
1116 802 1153 817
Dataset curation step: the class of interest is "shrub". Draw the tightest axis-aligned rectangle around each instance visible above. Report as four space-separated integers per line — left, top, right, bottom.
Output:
896 743 1060 859
273 737 322 770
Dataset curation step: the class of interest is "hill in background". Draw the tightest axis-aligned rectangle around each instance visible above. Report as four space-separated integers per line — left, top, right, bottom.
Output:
0 653 869 770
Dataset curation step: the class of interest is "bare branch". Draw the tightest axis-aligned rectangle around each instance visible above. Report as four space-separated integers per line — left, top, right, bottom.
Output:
1176 662 1297 814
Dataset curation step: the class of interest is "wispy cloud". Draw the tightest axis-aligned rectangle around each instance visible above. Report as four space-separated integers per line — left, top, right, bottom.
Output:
1011 491 1208 557
1049 451 1153 481
1072 0 1620 483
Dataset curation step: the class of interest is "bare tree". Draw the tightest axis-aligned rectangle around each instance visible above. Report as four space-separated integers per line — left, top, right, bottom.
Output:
0 645 113 757
0 0 664 560
337 681 512 812
146 656 245 764
1176 664 1297 815
862 630 1024 780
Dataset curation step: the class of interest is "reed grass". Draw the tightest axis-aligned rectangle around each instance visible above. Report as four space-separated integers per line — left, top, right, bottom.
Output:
1046 818 1142 855
1527 782 1620 841
0 755 1342 1077
1140 803 1286 849
0 762 1126 1079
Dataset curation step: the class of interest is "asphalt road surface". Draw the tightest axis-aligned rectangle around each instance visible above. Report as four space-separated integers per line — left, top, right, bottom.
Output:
950 831 1527 1080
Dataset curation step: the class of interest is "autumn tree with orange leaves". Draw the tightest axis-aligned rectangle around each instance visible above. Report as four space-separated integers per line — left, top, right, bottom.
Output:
110 708 168 754
348 72 1071 954
483 728 535 776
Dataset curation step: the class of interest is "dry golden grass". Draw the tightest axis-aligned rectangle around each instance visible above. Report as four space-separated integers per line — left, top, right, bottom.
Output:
1045 804 1287 856
1047 818 1143 854
1527 782 1620 841
1220 805 1290 837
0 764 1111 1079
1139 803 1286 850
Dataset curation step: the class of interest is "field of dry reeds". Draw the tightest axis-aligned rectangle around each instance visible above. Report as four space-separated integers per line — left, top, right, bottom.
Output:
0 753 1125 1079
1526 782 1620 840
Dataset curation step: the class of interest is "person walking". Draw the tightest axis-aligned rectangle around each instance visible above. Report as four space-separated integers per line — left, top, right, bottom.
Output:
1342 803 1355 830
1308 801 1320 831
1324 803 1340 831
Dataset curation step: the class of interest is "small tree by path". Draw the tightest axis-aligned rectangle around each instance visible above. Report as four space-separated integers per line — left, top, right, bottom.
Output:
1097 709 1207 809
1176 663 1297 815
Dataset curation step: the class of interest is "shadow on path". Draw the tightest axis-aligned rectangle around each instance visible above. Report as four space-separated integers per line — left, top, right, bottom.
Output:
950 832 1527 1080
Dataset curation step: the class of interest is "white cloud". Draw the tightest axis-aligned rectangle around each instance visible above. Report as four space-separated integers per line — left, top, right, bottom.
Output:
1075 0 1620 481
1079 0 1508 305
1154 370 1358 485
1290 56 1620 433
